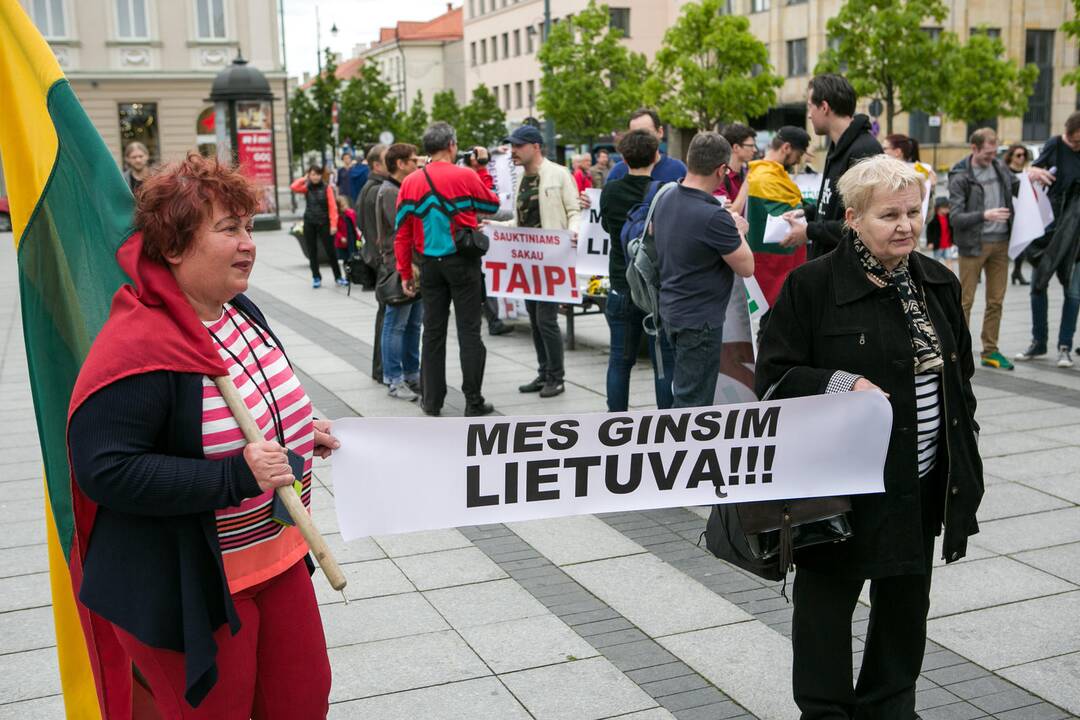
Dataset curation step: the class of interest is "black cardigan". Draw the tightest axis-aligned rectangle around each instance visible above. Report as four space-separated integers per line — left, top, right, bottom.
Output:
755 241 984 578
68 295 302 707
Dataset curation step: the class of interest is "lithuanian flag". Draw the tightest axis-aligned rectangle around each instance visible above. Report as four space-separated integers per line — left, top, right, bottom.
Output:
0 1 139 716
745 159 808 306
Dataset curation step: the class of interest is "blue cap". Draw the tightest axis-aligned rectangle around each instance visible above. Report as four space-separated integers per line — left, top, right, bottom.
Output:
505 125 544 146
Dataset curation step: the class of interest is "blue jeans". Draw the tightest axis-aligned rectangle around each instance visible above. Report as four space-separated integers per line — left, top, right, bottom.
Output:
381 301 422 385
668 324 723 409
604 289 674 411
1030 264 1080 351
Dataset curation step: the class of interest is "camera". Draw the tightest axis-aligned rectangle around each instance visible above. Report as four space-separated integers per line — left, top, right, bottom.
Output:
457 148 490 166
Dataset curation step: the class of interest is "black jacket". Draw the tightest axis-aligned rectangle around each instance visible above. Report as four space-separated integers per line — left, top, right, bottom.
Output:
806 115 883 259
755 241 983 578
926 213 951 250
947 155 1020 258
358 173 387 267
1030 135 1080 291
68 295 311 707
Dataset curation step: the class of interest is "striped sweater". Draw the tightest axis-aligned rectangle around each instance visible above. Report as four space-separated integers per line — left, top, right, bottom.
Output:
394 160 499 280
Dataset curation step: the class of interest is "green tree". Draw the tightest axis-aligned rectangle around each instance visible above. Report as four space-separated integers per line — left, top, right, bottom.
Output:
537 1 648 144
307 48 341 158
644 1 782 131
1062 0 1080 89
430 89 463 130
939 31 1038 127
397 91 430 146
288 87 320 163
815 0 950 134
461 84 507 147
338 62 401 148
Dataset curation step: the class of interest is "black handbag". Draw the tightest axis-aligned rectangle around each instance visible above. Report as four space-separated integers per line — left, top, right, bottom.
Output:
702 370 854 589
421 166 489 259
375 263 420 306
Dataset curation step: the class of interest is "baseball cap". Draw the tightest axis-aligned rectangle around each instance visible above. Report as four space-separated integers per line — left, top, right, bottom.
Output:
776 126 811 151
504 125 544 146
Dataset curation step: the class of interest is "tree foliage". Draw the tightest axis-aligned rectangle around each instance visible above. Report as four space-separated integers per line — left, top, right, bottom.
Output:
461 84 507 147
288 86 320 162
306 49 341 154
645 1 782 131
1063 0 1080 89
397 91 429 146
338 62 400 149
537 1 648 144
939 32 1038 126
430 90 463 129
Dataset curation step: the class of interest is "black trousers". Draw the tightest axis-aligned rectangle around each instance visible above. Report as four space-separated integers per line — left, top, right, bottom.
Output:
481 276 500 327
303 221 340 281
419 254 487 410
791 513 937 720
372 302 385 382
525 300 564 382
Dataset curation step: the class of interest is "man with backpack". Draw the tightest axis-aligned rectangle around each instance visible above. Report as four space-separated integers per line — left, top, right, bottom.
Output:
651 132 755 408
495 125 581 399
600 128 677 412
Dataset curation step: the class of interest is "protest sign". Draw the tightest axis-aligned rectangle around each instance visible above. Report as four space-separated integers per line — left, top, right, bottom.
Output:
1010 172 1054 259
577 188 610 277
332 392 891 539
791 173 821 205
483 225 582 304
490 151 521 217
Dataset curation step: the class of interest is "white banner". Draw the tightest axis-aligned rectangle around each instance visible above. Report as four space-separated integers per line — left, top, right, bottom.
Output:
482 225 582 304
490 151 521 218
332 392 892 539
1009 172 1054 260
791 172 821 205
577 187 611 277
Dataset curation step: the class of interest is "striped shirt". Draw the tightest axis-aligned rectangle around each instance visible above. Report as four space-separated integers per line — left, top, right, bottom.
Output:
915 373 942 477
202 304 313 594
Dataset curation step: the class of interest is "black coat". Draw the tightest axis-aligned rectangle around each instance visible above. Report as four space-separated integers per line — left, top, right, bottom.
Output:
806 115 883 260
755 240 984 578
358 174 387 267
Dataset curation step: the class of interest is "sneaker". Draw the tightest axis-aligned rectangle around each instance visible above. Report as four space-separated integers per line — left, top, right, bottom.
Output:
1014 342 1047 361
464 401 495 417
539 381 565 398
981 351 1014 370
335 277 349 287
388 382 418 401
518 377 545 393
312 278 322 289
488 320 513 336
406 379 422 395
1057 346 1074 368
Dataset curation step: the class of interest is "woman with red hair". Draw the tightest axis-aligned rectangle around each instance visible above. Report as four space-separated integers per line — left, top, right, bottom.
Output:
67 153 335 718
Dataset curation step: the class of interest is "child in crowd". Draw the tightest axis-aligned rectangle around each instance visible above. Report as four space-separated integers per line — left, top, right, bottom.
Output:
926 196 956 274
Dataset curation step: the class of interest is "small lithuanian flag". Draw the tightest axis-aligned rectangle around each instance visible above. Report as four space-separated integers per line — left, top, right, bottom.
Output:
0 1 141 716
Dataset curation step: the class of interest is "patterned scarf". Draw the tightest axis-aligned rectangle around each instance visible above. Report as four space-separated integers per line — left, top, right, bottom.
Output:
853 236 944 374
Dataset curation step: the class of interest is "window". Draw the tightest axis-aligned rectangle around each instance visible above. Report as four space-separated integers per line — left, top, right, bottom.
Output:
526 25 536 53
513 29 521 56
115 0 148 39
1024 30 1055 140
502 32 509 58
908 111 941 145
827 37 848 72
527 79 535 109
504 84 511 110
787 0 806 4
609 7 630 36
480 38 487 63
786 38 807 77
196 106 217 157
118 102 159 164
515 82 523 109
490 35 498 61
751 0 769 12
470 41 477 66
970 26 1001 41
31 0 67 38
469 0 475 18
196 0 226 39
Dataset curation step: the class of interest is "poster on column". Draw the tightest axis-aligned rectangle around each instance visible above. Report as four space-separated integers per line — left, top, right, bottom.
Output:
483 225 582 304
576 188 611 277
331 392 892 539
235 101 276 215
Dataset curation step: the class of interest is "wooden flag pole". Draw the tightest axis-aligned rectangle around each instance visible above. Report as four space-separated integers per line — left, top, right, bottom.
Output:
213 376 348 596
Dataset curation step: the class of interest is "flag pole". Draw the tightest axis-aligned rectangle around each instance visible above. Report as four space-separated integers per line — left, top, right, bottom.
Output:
212 375 348 599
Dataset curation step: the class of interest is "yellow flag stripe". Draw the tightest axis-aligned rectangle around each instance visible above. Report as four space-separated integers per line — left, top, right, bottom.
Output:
0 0 65 246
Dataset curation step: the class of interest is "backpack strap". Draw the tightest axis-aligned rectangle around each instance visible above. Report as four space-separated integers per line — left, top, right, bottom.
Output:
641 181 677 242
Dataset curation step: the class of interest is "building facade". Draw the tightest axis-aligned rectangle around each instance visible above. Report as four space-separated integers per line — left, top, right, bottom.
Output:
356 4 465 114
19 0 291 203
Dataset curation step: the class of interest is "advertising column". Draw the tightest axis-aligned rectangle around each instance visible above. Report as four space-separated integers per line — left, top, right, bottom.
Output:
235 100 277 215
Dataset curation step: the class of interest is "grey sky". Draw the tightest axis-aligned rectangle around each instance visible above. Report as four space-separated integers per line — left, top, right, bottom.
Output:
281 0 459 80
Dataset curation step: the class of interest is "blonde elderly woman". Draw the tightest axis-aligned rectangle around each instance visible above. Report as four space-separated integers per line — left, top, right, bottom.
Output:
755 155 983 720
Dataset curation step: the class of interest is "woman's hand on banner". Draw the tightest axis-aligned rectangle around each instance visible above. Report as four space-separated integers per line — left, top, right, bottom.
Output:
313 418 341 459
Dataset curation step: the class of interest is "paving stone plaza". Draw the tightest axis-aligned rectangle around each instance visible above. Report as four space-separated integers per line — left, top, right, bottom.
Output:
2 231 1079 719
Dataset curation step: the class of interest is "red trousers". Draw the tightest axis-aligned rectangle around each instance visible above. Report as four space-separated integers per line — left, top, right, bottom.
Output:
113 559 331 719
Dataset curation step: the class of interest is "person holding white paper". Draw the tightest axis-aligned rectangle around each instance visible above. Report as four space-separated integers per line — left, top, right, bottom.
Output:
756 155 983 720
1016 112 1080 368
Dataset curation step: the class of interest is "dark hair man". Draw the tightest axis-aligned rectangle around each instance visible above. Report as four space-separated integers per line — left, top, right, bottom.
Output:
599 129 675 411
652 132 754 408
786 74 883 259
718 123 757 210
606 108 688 184
948 127 1020 370
395 122 500 416
1016 111 1080 367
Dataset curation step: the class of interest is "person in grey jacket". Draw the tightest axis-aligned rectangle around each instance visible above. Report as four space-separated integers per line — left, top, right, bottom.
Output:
948 127 1020 371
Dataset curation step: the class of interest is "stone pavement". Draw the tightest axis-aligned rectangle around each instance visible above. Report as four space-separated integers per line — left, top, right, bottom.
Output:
1 229 1078 719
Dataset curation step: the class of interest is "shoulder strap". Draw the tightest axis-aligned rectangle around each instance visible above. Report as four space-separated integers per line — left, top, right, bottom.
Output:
422 166 456 217
641 182 676 238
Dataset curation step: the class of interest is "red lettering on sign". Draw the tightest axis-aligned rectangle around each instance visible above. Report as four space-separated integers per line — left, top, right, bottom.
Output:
486 261 507 291
531 264 542 295
543 266 566 297
506 263 529 293
570 268 579 298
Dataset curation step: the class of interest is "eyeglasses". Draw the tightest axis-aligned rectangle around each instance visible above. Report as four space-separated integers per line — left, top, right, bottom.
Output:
739 142 757 150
